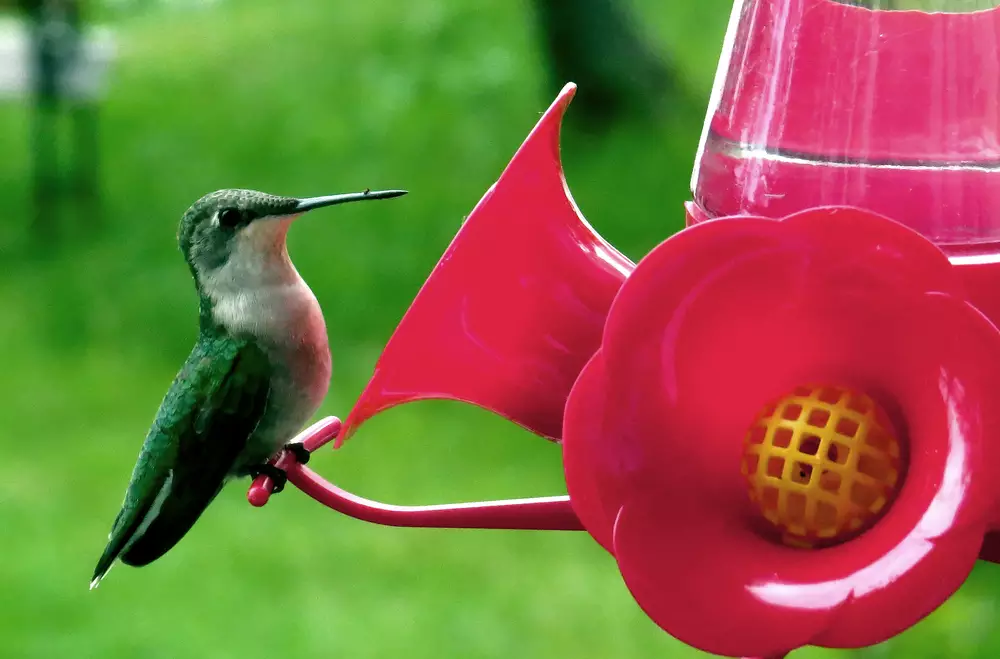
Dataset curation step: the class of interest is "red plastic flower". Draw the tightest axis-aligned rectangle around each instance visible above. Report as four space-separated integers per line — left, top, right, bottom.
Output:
562 207 1000 657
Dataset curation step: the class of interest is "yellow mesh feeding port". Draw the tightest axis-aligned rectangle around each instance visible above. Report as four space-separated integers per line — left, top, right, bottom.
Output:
741 384 903 548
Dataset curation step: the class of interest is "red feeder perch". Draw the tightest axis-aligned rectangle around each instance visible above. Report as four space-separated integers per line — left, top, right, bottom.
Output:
249 1 1000 656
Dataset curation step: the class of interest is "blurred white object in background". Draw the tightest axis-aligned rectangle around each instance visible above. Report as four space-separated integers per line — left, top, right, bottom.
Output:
0 16 116 101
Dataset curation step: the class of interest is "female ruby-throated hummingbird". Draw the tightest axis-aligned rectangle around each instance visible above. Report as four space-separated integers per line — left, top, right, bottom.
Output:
90 187 406 588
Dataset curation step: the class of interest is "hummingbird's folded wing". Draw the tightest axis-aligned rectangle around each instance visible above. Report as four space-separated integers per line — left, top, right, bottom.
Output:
92 336 272 584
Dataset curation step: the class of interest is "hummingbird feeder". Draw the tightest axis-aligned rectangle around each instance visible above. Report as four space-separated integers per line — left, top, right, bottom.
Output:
248 1 1000 657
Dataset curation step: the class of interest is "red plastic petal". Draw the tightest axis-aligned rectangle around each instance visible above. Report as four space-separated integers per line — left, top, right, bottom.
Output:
613 496 832 658
562 352 619 553
605 207 962 380
779 206 963 298
340 83 633 445
600 218 795 484
614 454 987 656
807 526 984 648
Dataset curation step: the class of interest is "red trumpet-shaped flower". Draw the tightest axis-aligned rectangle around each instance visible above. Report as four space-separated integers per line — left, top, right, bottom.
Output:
562 206 1000 657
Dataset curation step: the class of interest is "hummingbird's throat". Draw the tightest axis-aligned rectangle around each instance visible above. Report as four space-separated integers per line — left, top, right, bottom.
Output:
206 218 296 288
201 216 312 340
244 216 293 254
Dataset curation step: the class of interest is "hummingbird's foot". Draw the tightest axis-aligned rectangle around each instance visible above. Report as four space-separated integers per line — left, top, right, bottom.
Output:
284 442 311 465
246 444 309 496
249 464 288 494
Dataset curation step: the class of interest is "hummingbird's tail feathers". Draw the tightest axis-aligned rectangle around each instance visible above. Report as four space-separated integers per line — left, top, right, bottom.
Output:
90 471 173 588
89 562 114 590
91 549 116 589
90 509 142 588
119 480 225 567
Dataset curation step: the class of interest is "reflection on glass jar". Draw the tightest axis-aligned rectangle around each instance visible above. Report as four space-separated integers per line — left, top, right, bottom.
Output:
691 0 1000 255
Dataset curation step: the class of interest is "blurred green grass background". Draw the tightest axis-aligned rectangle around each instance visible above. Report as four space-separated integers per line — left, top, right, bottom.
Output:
1 1 999 657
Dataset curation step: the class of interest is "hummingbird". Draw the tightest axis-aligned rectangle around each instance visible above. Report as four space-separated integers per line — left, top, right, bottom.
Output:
90 187 407 588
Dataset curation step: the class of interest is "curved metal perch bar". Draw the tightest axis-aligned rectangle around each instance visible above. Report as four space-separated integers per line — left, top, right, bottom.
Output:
246 416 585 531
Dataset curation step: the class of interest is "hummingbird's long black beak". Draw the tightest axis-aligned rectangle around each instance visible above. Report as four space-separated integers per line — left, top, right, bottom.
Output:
293 189 407 213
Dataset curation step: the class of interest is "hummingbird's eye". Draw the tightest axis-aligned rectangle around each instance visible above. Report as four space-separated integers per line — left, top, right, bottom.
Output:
217 208 243 228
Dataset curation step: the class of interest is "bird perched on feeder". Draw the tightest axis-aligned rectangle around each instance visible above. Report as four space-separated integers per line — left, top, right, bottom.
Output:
90 187 407 588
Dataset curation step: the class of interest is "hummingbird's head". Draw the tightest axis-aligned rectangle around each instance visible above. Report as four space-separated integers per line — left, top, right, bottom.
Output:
177 187 406 294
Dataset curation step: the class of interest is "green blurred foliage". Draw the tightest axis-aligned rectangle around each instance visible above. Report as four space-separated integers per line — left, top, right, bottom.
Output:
0 0 998 657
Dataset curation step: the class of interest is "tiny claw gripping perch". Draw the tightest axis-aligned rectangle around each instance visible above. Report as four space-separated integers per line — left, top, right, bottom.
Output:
247 416 342 508
245 415 584 531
